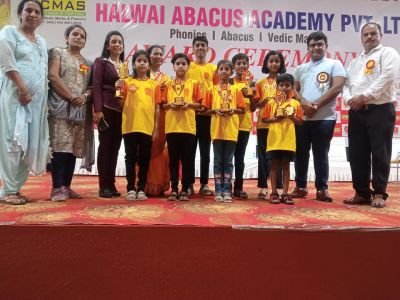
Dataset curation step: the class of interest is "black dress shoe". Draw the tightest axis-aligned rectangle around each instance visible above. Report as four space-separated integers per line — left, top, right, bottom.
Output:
112 190 121 197
112 185 121 197
99 188 113 198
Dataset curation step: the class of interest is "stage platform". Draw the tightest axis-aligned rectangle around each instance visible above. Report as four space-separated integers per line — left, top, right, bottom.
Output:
1 174 400 228
1 175 400 299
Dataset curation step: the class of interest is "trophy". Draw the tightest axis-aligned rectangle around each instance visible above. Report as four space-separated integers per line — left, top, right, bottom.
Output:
242 70 254 96
115 61 129 98
285 106 295 117
275 90 287 118
276 107 285 117
219 84 232 112
173 79 185 106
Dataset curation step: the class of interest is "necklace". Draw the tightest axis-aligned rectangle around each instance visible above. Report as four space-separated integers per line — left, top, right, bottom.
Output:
18 26 37 43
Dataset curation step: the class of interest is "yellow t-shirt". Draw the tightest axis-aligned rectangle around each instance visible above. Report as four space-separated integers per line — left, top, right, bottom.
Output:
256 77 278 129
122 77 161 135
206 84 245 142
161 78 203 135
262 98 303 152
232 78 260 132
0 4 10 29
187 62 218 94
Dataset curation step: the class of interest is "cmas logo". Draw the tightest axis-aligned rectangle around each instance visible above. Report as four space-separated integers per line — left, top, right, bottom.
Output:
41 0 86 16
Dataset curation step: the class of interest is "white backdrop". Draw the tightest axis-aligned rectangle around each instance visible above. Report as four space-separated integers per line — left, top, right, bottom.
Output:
7 0 400 180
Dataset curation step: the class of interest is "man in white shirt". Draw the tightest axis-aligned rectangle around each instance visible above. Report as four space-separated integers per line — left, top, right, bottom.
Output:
343 22 400 208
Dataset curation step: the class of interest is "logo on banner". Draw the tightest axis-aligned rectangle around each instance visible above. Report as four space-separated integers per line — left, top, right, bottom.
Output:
42 0 87 17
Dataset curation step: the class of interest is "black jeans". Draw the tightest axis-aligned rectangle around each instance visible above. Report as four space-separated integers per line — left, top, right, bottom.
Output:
167 133 195 192
51 152 76 188
234 130 250 191
192 115 211 185
123 132 152 192
294 120 336 190
348 103 395 199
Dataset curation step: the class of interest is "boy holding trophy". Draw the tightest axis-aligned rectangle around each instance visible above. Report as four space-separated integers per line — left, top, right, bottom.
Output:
161 53 203 201
262 73 303 205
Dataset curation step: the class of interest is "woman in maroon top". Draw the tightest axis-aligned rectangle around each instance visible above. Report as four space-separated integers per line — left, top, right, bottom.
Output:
92 30 125 198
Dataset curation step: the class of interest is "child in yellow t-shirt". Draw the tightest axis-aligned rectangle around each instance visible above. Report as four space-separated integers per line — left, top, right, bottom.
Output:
186 35 218 196
231 53 260 199
0 0 10 29
121 50 161 201
205 60 245 202
262 73 303 205
255 50 287 200
161 53 203 201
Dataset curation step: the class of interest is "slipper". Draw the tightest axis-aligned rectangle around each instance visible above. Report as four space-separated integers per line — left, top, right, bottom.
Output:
281 194 294 205
371 195 385 208
269 193 280 204
0 194 27 205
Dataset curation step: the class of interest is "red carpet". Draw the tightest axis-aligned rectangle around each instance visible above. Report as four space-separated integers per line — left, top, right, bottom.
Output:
1 174 400 228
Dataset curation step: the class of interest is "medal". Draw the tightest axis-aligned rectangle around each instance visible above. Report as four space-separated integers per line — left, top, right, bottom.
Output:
317 72 329 91
364 60 375 75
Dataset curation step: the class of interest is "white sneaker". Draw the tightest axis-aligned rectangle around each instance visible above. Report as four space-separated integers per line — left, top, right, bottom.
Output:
223 193 233 203
137 191 148 200
126 190 137 201
214 193 224 202
258 188 268 200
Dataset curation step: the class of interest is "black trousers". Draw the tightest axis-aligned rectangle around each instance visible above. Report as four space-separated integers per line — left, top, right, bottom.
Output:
97 107 122 190
191 115 211 185
123 132 152 192
167 133 195 192
348 103 396 199
51 152 76 188
234 130 250 191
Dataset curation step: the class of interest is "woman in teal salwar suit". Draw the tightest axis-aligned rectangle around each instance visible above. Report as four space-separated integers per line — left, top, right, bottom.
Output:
0 0 49 204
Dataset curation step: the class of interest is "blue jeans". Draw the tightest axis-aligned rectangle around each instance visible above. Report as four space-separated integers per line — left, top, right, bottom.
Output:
294 120 336 190
213 140 236 194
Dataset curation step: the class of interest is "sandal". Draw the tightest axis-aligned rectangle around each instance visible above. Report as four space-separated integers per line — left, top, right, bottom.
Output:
281 194 294 205
168 191 178 201
179 191 189 201
371 194 385 208
269 193 280 204
0 193 27 205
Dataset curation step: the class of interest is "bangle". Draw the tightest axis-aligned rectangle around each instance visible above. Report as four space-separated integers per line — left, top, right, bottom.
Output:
18 89 28 95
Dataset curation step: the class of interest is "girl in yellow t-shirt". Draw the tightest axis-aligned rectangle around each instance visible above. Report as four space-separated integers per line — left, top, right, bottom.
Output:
262 73 303 205
231 53 260 199
206 60 245 202
255 50 287 200
161 53 203 201
121 50 161 201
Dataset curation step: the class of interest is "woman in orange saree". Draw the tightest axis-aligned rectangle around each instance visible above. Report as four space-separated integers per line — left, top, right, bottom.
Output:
144 45 170 196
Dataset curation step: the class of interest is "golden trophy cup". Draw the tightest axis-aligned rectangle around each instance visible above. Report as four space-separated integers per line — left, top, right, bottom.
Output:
219 84 232 112
115 61 129 98
242 71 254 96
173 79 185 106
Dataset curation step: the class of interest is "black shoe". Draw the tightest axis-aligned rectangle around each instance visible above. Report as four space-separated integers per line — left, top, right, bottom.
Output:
99 188 113 198
112 185 121 197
